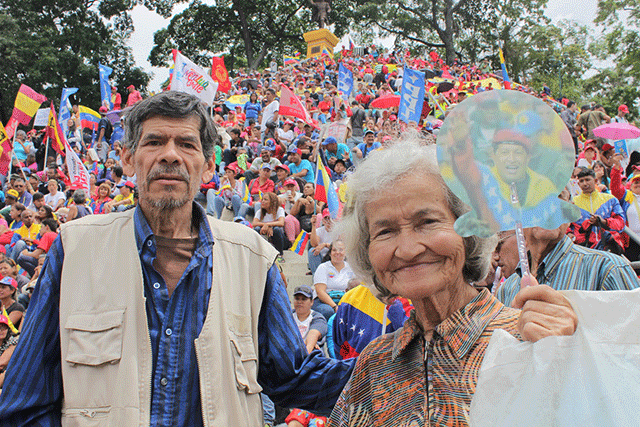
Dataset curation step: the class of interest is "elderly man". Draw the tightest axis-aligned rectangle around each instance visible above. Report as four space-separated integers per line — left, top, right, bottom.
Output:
12 178 32 208
0 92 353 426
246 144 281 182
496 224 639 306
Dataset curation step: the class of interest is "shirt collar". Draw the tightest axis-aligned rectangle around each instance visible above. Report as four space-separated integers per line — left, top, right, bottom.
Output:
392 289 504 360
134 202 214 256
531 235 573 281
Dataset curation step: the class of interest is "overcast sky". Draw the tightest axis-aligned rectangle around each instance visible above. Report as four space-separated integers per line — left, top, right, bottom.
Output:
129 0 601 92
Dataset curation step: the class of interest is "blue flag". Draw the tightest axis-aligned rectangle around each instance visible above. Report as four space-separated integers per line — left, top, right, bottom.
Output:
99 63 113 109
338 63 354 100
59 87 79 133
398 68 426 125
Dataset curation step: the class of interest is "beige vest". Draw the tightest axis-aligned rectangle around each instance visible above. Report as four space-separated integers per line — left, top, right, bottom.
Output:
58 210 278 427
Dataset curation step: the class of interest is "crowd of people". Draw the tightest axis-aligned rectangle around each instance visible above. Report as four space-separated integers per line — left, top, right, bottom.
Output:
0 45 637 426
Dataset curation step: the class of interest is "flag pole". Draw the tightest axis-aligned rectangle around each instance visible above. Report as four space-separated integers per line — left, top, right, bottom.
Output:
11 149 29 182
7 134 15 183
43 133 49 169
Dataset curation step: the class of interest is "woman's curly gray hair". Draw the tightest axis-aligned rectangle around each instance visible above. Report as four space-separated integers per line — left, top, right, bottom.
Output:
337 134 497 300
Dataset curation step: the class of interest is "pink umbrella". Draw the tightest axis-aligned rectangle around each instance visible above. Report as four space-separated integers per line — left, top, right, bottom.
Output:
370 95 401 109
593 122 640 140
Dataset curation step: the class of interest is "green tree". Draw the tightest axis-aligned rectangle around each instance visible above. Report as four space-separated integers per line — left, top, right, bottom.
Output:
149 0 351 72
0 0 149 123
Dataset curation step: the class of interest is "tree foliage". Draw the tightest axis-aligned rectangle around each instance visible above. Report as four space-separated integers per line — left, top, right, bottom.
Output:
0 0 149 123
149 0 351 73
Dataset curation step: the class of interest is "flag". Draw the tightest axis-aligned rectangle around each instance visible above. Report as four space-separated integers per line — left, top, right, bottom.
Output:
2 307 18 334
99 63 113 108
211 56 231 94
398 68 426 125
294 51 301 57
239 177 250 203
315 156 340 218
59 87 79 132
290 230 310 256
0 121 8 170
321 47 333 58
338 63 354 100
172 51 219 105
4 84 47 139
283 55 300 67
279 84 314 124
349 38 355 51
46 104 67 156
499 48 512 90
64 137 91 194
0 121 10 175
78 106 101 131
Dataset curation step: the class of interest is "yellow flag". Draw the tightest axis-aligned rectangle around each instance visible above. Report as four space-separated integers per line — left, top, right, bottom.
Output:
2 306 19 334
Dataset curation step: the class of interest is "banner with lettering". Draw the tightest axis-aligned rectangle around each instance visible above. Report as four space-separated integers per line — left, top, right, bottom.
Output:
172 51 218 105
398 68 426 125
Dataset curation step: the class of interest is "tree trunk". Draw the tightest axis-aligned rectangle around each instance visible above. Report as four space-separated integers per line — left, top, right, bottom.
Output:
443 0 456 65
233 2 255 69
249 45 268 71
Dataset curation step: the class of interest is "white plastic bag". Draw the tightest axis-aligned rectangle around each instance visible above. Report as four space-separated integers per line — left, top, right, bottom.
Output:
470 288 640 427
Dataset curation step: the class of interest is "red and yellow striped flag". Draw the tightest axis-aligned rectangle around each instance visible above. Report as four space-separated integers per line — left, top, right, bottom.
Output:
46 103 66 156
3 84 47 140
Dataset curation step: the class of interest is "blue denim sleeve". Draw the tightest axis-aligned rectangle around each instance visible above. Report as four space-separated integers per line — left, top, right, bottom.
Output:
257 264 355 416
0 236 64 427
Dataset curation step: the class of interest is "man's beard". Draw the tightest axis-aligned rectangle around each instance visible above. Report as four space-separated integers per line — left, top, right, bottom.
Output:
142 165 193 210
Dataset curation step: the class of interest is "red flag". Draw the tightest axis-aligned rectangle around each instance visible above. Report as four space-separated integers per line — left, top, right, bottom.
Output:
211 56 231 94
279 84 314 125
4 84 47 139
45 104 67 156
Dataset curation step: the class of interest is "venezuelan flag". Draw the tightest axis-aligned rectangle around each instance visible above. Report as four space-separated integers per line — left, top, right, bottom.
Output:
284 55 300 67
290 230 309 256
314 157 340 218
239 177 250 203
78 105 101 131
499 48 511 90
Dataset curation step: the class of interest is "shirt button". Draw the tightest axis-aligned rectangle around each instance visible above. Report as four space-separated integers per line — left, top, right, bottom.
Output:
165 328 172 336
153 282 160 289
147 240 152 247
160 377 168 386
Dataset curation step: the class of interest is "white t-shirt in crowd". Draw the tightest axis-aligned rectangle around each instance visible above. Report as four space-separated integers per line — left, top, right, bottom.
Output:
313 226 333 258
261 100 280 129
313 261 355 292
44 191 66 209
294 314 313 340
255 206 285 223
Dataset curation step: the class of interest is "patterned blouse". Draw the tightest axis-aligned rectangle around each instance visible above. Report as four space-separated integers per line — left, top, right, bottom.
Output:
328 289 521 427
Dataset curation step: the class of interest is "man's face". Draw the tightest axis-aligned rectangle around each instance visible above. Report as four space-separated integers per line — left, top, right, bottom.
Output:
492 143 529 183
631 178 640 195
578 175 596 194
293 294 312 315
276 168 287 181
121 116 214 211
495 233 519 279
326 142 337 153
13 181 25 195
120 185 132 197
34 198 45 209
261 150 271 162
21 210 34 227
601 149 614 167
364 133 374 145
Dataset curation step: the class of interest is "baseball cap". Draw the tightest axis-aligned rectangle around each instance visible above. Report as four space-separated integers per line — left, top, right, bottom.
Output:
224 164 238 173
322 136 337 146
99 106 108 113
0 276 17 289
117 180 135 189
619 104 629 113
288 147 302 155
283 178 297 186
6 189 19 199
630 175 640 184
293 285 314 298
261 163 272 170
492 129 532 153
364 129 374 136
322 208 330 217
601 143 615 152
275 164 290 174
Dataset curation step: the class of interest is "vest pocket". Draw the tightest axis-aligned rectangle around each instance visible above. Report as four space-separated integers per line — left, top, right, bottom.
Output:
64 308 125 366
229 333 263 394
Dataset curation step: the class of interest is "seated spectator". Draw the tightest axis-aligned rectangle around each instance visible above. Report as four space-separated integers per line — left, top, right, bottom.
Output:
0 276 24 331
576 142 597 169
308 209 334 275
248 164 276 213
281 179 303 243
65 190 93 221
26 192 45 213
7 202 25 230
330 159 348 183
206 164 249 219
568 167 626 253
287 147 315 184
0 313 19 388
17 218 58 277
0 190 18 224
91 183 113 214
108 140 122 164
321 137 350 170
333 283 410 360
9 210 41 262
35 205 55 224
246 145 281 182
289 182 324 234
43 179 66 211
277 120 296 147
285 285 329 427
312 240 355 320
274 164 292 194
252 192 286 261
104 181 135 212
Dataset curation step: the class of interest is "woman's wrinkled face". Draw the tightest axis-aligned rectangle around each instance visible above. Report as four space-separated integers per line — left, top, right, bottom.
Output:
366 174 466 301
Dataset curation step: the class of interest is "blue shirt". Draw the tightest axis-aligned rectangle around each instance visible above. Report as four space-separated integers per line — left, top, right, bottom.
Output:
357 141 381 159
495 235 640 306
0 203 354 426
289 159 315 183
324 143 349 162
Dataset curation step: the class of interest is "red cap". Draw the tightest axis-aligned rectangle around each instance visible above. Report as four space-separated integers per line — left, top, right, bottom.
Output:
601 143 615 152
98 106 108 113
283 178 297 186
492 129 533 153
619 104 629 113
275 164 290 174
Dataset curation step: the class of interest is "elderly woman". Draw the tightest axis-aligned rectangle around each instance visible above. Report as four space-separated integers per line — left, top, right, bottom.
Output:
328 138 577 426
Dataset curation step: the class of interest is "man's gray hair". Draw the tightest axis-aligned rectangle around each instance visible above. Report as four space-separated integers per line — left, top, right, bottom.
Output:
337 134 497 300
123 91 217 161
72 189 86 205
